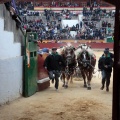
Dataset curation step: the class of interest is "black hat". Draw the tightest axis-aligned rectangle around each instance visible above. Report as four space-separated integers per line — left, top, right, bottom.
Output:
104 48 109 54
52 47 57 50
104 49 109 54
105 48 109 51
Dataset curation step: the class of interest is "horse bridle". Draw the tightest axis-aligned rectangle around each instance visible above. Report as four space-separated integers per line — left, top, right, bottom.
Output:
78 51 91 68
65 64 76 76
64 49 76 75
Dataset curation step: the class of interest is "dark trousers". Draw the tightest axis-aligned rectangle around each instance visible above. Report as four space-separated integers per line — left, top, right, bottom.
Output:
48 70 61 89
101 70 111 87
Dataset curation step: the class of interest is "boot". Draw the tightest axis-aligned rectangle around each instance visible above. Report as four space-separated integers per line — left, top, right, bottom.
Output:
106 86 109 92
100 85 104 90
51 79 54 84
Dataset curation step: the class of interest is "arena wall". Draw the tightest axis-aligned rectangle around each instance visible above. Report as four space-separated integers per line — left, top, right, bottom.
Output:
0 57 23 105
0 4 24 45
0 5 23 105
34 6 115 11
38 42 113 50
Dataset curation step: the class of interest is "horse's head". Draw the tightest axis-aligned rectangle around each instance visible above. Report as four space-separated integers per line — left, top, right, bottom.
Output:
78 49 90 67
64 46 75 65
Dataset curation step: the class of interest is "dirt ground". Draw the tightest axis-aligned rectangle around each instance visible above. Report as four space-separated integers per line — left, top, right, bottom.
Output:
0 51 113 120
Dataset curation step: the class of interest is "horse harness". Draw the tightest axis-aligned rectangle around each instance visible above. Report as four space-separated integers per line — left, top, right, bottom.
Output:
65 63 76 75
63 47 76 76
77 51 95 70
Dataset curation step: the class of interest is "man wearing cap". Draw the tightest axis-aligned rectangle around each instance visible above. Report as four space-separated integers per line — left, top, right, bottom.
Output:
102 48 114 59
98 49 113 91
44 47 66 91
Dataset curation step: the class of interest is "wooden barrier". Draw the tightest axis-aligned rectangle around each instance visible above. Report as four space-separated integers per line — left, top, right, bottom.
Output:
38 42 113 49
37 53 50 91
34 6 115 11
42 39 105 43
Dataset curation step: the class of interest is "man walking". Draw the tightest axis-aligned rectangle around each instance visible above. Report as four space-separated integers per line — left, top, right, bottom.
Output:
98 48 113 91
44 47 65 91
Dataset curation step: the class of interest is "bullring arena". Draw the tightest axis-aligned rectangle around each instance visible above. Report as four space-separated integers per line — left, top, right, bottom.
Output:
0 0 117 120
0 45 113 120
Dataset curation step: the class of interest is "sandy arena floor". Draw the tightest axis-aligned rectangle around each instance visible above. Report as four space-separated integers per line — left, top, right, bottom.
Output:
0 51 113 120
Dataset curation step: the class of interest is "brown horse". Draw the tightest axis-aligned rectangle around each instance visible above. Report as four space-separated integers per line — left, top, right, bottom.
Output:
57 46 76 88
75 44 96 90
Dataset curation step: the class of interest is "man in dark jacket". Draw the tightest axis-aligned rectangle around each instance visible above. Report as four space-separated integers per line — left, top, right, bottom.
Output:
44 47 66 91
98 49 113 91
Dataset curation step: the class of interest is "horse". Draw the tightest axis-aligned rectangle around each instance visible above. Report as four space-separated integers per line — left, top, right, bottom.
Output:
75 44 96 90
57 45 76 88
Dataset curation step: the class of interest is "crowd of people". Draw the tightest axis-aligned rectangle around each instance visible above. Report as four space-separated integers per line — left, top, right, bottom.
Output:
35 1 81 7
29 0 111 8
75 5 115 40
19 8 82 42
13 0 113 9
4 0 115 42
19 7 114 41
15 0 99 8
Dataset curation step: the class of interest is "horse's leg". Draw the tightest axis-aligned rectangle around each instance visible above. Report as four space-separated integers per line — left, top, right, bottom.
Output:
87 71 92 90
62 73 65 87
65 75 70 88
60 74 63 82
70 75 73 84
81 70 87 87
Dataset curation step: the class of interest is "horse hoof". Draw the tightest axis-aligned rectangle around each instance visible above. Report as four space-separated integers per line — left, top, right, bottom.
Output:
84 84 87 88
62 84 65 87
65 85 68 88
87 87 91 90
70 81 73 84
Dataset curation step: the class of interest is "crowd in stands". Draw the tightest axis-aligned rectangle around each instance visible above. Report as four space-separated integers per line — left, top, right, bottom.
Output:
16 1 34 10
15 0 113 9
4 0 115 42
18 10 40 16
35 1 80 7
34 0 111 8
21 9 77 42
76 5 115 40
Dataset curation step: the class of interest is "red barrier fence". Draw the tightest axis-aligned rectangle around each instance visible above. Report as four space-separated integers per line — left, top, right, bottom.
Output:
37 53 50 91
38 43 114 50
